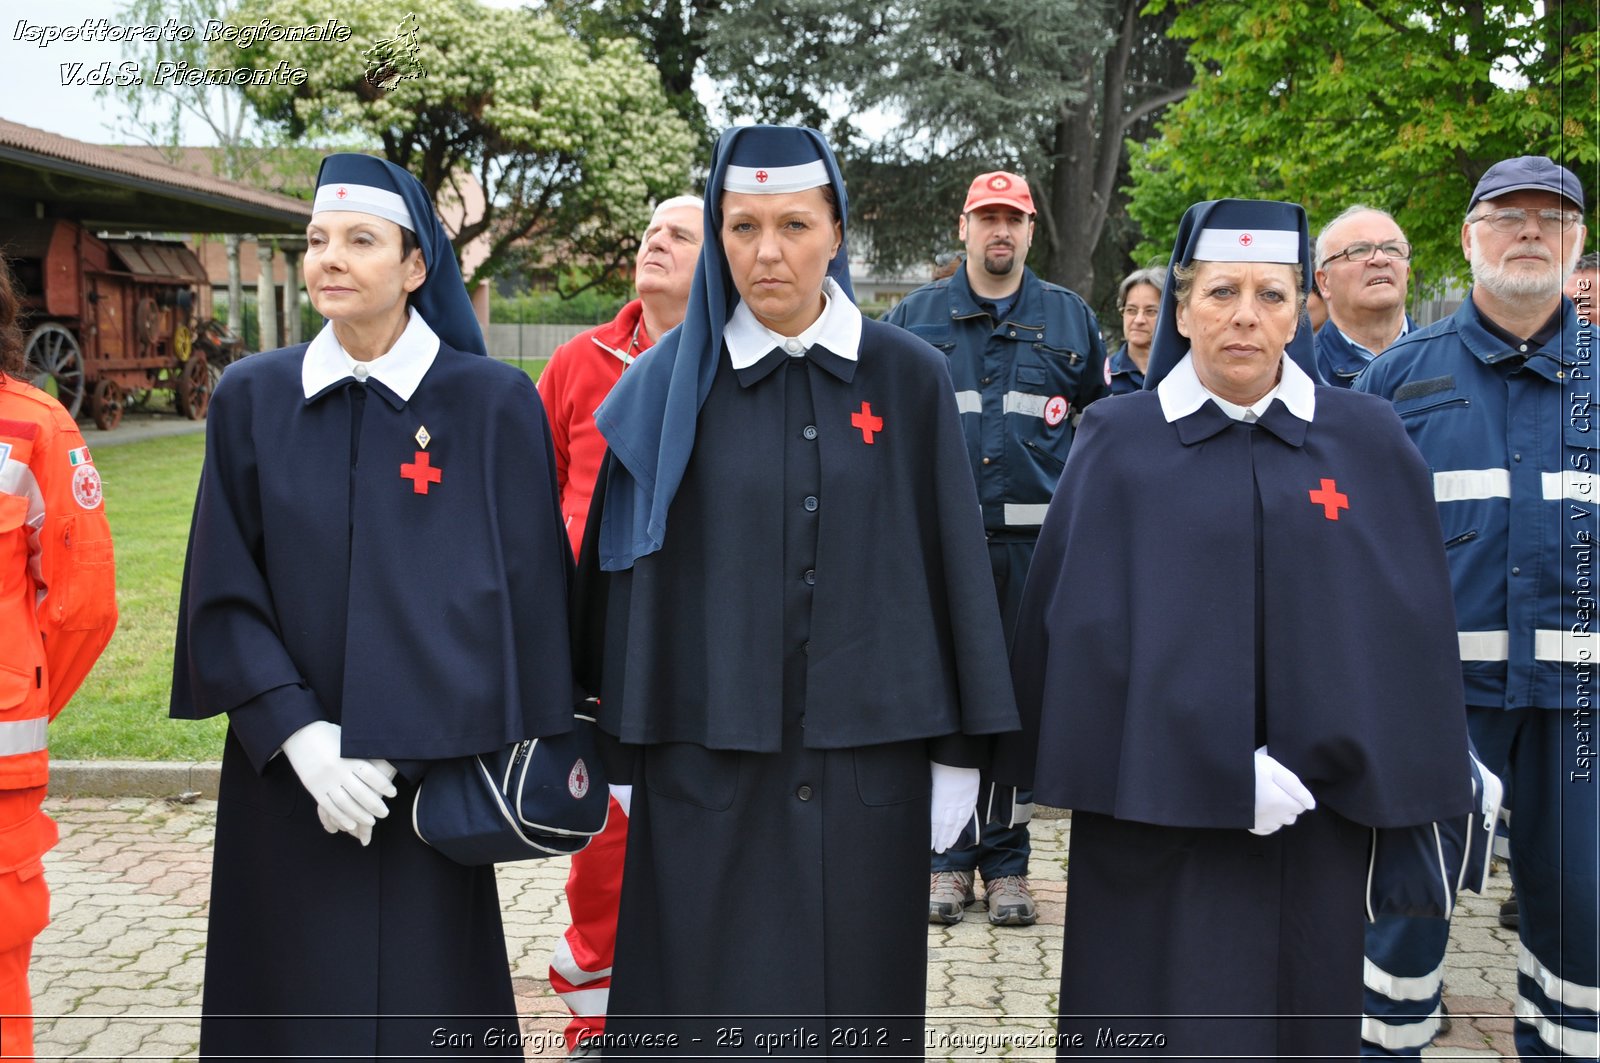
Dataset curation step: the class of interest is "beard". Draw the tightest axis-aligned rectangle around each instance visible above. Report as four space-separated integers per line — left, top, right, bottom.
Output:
982 245 1016 276
1469 229 1579 301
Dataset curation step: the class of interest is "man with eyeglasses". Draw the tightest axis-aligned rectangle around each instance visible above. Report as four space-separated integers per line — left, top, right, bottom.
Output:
1312 207 1415 387
887 170 1106 929
1354 156 1594 1059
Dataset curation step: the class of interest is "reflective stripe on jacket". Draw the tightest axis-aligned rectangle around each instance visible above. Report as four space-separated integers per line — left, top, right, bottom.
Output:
886 265 1107 533
1353 296 1592 709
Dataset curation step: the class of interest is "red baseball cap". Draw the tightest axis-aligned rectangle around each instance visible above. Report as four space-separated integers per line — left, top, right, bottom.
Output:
963 171 1035 215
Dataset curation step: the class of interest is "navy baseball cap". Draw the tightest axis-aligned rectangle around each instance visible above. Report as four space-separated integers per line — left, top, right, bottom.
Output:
1470 156 1585 212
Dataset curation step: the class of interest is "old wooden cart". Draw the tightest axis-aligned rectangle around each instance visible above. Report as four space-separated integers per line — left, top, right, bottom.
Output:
5 218 243 430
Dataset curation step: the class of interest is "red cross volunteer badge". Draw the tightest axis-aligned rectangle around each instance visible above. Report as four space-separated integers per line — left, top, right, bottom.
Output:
1044 395 1069 427
1238 232 1254 247
71 463 103 510
568 757 590 799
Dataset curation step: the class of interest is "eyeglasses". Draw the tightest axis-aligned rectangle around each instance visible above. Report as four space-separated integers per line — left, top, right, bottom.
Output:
1321 240 1412 266
1120 305 1160 319
1468 208 1584 234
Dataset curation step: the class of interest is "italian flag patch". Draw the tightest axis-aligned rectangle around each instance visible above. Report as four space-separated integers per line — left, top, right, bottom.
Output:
67 446 92 466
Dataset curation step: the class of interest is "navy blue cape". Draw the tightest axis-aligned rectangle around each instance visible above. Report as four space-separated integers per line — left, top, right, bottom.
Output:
579 318 1018 752
171 342 575 761
997 387 1472 829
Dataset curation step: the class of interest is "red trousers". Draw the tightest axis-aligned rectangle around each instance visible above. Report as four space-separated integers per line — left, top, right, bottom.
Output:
0 791 50 1062
549 797 628 1049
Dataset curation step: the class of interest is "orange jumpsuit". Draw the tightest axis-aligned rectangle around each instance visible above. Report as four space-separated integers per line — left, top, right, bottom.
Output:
0 377 116 1059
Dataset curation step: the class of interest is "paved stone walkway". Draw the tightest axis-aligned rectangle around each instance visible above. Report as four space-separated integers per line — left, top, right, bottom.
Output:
27 799 1519 1060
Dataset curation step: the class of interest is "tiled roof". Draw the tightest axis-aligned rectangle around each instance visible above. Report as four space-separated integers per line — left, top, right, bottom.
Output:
0 117 310 221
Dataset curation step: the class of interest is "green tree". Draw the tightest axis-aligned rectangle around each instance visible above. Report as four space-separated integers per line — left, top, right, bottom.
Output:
1129 0 1599 293
698 0 1192 304
547 0 1189 306
224 0 697 291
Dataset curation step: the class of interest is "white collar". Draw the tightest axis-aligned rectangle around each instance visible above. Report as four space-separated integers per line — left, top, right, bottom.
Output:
724 276 862 369
301 308 441 400
1335 316 1410 358
1157 351 1317 424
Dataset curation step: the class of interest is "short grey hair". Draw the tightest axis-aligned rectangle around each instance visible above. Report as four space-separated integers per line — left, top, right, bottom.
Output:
1117 267 1165 308
1315 205 1403 269
1577 252 1600 273
644 195 705 238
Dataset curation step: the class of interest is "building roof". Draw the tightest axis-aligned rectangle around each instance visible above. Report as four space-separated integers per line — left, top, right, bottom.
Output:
0 118 311 233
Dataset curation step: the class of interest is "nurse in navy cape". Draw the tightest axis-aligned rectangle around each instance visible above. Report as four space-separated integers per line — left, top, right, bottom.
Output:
170 153 575 1060
573 126 1017 1057
996 199 1474 1060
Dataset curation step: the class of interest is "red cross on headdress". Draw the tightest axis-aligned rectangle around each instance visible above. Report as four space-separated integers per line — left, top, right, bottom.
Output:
755 170 769 183
1238 232 1253 246
336 186 348 199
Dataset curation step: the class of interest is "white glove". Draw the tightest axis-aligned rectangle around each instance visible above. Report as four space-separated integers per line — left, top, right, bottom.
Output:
1251 746 1315 835
281 721 398 844
1472 753 1504 822
609 784 633 818
930 762 980 853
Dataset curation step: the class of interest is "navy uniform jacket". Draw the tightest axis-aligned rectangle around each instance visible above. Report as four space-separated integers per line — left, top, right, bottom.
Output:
1106 343 1145 395
577 317 1018 754
167 337 574 1056
1353 296 1592 711
171 342 575 764
997 386 1472 830
1313 315 1414 388
885 265 1107 533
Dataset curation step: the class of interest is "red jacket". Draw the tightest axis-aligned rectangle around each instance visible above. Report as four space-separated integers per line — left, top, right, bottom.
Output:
537 300 652 555
0 376 117 869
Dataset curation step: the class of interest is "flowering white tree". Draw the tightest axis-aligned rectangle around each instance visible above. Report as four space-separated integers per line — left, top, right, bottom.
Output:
225 0 697 289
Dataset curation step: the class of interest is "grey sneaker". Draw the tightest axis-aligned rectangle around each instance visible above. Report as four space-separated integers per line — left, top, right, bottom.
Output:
929 870 976 924
984 875 1038 926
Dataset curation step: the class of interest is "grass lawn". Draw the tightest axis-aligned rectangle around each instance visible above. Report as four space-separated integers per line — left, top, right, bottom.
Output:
54 356 554 762
52 432 225 761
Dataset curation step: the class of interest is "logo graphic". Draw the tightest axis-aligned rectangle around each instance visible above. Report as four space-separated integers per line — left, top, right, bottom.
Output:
1043 395 1069 427
851 401 883 444
364 12 427 91
988 175 1010 190
1238 232 1254 247
568 758 590 799
1308 478 1349 520
400 450 442 494
755 170 769 183
71 464 103 510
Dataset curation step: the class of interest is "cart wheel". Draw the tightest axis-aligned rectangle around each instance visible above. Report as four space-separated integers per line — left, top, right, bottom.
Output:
174 323 193 361
24 322 86 419
136 297 160 346
90 379 125 431
176 351 211 420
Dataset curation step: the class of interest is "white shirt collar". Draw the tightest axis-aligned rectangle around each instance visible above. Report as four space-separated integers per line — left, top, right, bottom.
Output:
1157 350 1317 424
724 276 862 369
301 307 441 400
1335 316 1410 358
